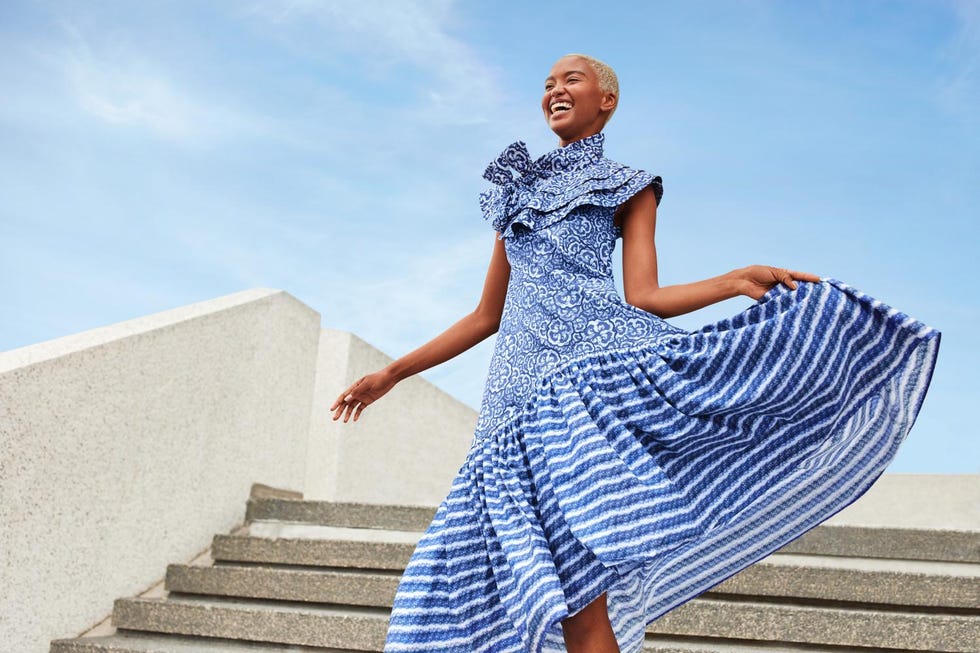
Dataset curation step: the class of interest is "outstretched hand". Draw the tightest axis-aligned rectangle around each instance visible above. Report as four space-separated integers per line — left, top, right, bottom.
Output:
735 265 823 301
330 369 399 423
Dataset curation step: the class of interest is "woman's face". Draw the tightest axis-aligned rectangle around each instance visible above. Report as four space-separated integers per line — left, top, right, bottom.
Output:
542 56 616 147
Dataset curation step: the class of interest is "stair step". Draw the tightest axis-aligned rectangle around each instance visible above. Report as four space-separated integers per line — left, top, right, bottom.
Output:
211 529 415 570
245 499 435 532
166 564 399 607
650 596 978 652
111 589 978 653
712 553 980 608
169 553 980 612
640 637 873 652
243 521 423 544
50 631 350 652
780 524 980 564
111 596 388 650
244 499 980 563
49 630 913 653
207 522 980 609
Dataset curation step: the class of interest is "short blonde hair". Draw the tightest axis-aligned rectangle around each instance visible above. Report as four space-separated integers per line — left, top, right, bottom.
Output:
563 53 619 125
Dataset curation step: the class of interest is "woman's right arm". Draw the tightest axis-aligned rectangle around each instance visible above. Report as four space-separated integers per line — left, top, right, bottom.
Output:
330 233 511 423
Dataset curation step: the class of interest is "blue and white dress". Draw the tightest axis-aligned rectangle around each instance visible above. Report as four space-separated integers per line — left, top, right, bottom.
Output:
383 132 941 653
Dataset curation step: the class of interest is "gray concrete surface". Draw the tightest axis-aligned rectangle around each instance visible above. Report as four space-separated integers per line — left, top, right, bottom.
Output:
649 598 977 651
1 288 319 653
111 597 389 651
50 482 980 653
825 473 980 531
304 328 478 506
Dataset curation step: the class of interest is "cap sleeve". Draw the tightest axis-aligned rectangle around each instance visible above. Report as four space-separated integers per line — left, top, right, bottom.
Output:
648 175 664 207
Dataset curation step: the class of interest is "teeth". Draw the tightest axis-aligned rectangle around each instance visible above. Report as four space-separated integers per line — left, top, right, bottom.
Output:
550 102 572 113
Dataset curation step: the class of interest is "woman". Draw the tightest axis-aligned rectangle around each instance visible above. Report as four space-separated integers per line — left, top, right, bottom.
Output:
331 53 940 653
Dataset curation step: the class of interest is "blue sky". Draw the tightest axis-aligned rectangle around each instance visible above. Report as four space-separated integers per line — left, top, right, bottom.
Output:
1 1 976 473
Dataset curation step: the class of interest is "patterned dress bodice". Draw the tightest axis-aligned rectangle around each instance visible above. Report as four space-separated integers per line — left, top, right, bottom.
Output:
473 134 686 440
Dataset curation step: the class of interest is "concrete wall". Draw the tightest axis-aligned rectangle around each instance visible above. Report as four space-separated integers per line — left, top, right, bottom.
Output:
0 288 320 653
828 473 980 531
304 329 477 506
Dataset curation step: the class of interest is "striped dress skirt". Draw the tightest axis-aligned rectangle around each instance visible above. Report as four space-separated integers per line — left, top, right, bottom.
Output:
382 207 941 653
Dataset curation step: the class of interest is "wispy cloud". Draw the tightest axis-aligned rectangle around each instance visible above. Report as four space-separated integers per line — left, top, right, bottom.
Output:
937 0 980 124
55 18 268 145
242 0 504 125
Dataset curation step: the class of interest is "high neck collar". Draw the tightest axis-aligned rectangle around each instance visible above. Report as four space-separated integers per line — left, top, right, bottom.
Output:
534 132 605 176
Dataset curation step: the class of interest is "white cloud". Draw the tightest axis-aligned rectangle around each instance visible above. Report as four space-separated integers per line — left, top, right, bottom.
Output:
55 18 269 145
71 68 197 138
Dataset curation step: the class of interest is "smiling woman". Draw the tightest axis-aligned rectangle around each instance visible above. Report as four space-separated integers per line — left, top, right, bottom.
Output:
543 54 620 146
331 48 940 653
330 51 941 653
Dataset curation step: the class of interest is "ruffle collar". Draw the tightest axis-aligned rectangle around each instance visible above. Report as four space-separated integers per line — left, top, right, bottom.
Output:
479 133 661 240
482 133 607 186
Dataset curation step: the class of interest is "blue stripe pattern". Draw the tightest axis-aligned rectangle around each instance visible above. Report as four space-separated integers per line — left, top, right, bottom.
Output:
383 135 941 652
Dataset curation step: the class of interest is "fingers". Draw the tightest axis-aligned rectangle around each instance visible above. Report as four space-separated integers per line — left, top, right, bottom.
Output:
766 266 795 290
332 400 355 422
785 267 821 280
330 392 354 415
345 396 370 422
330 377 368 422
329 380 358 411
333 396 363 423
785 269 823 287
329 377 364 422
781 269 797 290
770 266 822 291
333 395 360 422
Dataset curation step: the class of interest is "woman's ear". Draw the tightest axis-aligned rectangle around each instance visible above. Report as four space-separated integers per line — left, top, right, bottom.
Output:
601 92 617 113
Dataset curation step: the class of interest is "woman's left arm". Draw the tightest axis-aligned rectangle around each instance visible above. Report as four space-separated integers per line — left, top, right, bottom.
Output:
619 186 822 319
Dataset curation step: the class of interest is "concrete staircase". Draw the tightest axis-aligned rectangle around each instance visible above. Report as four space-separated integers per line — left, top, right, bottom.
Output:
50 487 980 652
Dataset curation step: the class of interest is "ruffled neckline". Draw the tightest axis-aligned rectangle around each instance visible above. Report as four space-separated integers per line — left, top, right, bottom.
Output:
482 133 606 186
479 132 661 240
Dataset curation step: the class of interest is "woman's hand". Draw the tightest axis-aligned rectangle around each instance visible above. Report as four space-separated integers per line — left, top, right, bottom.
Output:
733 265 823 301
330 368 399 423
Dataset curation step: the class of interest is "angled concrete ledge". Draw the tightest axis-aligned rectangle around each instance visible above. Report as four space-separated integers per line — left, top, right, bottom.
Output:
2 288 320 653
0 288 293 372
